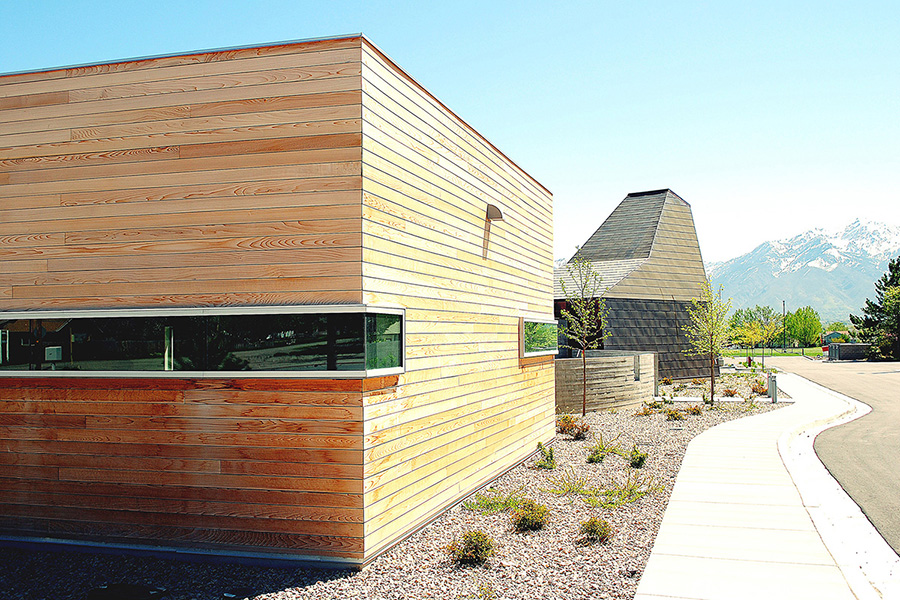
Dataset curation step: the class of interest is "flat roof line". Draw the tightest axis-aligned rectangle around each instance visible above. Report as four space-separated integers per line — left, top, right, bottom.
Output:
0 33 363 78
0 33 551 197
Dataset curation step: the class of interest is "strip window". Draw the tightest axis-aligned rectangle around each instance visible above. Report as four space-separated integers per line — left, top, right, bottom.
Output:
0 306 403 378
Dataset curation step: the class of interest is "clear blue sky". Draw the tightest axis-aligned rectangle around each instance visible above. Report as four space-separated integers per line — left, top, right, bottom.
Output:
2 1 898 263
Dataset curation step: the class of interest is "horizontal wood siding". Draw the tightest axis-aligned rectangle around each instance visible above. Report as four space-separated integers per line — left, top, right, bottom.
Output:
0 38 365 310
359 40 555 560
0 38 375 563
555 354 656 413
1 35 554 565
0 377 365 560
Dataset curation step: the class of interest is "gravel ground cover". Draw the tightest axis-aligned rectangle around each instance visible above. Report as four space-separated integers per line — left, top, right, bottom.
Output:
0 399 784 600
658 371 791 401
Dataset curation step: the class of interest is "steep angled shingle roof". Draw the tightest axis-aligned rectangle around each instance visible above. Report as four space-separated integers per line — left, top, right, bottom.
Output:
553 259 645 299
556 189 705 301
573 190 684 262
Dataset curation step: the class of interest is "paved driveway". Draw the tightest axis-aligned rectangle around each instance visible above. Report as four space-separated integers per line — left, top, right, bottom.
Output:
767 356 900 555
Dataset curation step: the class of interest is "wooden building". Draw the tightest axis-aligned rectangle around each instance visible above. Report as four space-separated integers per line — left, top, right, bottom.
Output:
555 189 709 380
0 35 556 567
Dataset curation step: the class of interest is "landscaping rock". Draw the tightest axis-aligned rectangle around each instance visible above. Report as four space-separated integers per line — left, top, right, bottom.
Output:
1 402 783 600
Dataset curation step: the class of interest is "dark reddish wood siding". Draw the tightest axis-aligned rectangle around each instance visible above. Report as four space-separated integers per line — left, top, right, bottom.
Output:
0 377 366 561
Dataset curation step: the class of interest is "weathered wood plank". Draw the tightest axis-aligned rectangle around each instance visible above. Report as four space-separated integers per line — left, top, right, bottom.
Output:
5 142 360 186
0 72 362 127
2 439 361 466
0 91 69 110
0 426 363 451
0 160 361 197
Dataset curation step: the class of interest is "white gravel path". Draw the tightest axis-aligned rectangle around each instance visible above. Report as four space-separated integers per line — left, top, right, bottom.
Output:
0 399 783 600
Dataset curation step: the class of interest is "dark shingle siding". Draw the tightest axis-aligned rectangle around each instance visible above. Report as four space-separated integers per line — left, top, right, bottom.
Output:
557 189 710 378
603 298 711 380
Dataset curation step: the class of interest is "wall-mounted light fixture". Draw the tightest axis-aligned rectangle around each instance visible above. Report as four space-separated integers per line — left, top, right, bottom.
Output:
483 204 503 259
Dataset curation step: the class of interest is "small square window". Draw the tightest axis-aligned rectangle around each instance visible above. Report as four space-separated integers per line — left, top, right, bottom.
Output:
521 319 558 357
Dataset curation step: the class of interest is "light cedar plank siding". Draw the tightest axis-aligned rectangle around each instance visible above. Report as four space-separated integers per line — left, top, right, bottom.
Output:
359 39 554 560
0 38 370 562
0 35 555 565
0 44 361 101
0 38 364 310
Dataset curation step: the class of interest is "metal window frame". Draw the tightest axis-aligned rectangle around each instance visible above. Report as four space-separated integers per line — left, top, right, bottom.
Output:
521 317 559 358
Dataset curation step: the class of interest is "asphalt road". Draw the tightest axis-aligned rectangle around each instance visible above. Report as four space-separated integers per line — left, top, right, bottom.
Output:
767 356 900 555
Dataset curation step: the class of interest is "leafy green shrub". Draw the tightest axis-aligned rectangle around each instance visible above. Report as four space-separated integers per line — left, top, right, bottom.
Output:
674 383 687 393
665 408 684 421
751 380 768 395
510 499 549 532
646 400 664 409
586 447 605 463
578 517 612 544
685 404 703 416
556 414 577 435
660 376 673 386
722 388 738 397
463 487 524 514
691 378 704 385
534 442 556 470
447 530 495 565
628 445 647 468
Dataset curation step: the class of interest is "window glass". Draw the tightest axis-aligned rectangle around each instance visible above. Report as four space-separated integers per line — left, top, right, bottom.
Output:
0 311 399 373
366 313 402 369
523 321 558 355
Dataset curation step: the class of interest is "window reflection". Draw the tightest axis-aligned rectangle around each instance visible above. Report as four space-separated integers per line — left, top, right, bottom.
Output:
523 321 558 355
366 313 402 369
0 312 400 373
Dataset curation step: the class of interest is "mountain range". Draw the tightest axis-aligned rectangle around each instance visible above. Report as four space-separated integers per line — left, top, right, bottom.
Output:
706 220 900 325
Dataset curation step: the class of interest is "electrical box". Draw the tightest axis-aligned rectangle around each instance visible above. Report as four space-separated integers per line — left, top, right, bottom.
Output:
44 346 63 362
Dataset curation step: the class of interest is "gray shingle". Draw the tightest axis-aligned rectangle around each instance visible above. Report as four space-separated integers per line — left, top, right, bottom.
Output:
573 190 685 262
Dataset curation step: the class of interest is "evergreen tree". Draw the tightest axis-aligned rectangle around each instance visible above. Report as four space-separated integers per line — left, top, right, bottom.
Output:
850 256 900 360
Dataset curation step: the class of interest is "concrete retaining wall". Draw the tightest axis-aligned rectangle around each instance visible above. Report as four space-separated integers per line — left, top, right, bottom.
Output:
556 351 656 414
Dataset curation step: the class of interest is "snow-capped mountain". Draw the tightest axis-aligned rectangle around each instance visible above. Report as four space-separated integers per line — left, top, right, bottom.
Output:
707 220 900 323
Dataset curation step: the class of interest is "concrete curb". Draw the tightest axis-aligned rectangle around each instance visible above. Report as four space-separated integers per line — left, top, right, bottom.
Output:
776 373 900 600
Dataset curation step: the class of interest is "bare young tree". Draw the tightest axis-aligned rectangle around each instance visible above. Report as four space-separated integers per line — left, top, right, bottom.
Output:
683 281 732 403
559 254 610 415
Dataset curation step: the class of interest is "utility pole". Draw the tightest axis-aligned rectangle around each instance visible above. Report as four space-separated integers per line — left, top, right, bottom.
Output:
782 300 786 354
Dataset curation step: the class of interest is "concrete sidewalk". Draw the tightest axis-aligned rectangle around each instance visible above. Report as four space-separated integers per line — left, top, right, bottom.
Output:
635 373 900 600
